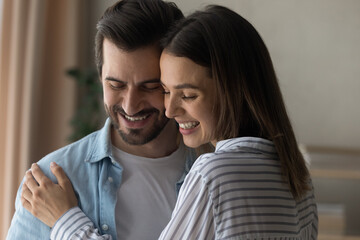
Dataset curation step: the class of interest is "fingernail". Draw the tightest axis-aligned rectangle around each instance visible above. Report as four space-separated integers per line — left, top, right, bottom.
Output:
50 162 56 168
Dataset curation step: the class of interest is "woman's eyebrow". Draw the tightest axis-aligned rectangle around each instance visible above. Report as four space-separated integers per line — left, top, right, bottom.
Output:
160 81 199 90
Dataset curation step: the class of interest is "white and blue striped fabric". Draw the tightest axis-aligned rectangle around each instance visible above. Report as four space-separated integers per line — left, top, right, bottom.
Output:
158 137 318 240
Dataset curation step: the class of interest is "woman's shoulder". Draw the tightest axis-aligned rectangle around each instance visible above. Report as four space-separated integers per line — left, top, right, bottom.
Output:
189 143 283 195
192 140 279 173
190 151 223 172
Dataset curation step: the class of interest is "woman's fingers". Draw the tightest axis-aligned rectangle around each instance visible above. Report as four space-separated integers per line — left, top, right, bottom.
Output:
20 195 32 211
24 170 39 192
49 162 78 210
21 180 34 213
31 163 52 186
19 163 77 227
50 162 72 190
21 182 32 201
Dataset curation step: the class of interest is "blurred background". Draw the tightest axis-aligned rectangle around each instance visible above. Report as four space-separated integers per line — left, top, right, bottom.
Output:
0 0 359 239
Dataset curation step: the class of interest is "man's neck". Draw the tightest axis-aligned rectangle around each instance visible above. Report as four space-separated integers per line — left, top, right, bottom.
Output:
111 120 180 158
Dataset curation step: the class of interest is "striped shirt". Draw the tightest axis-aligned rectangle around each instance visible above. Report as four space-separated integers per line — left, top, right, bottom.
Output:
158 137 318 239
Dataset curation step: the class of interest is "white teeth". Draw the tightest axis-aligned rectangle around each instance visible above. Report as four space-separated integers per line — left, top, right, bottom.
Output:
179 122 199 129
124 115 147 121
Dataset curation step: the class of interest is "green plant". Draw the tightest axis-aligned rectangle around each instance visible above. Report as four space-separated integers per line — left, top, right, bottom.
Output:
67 68 103 142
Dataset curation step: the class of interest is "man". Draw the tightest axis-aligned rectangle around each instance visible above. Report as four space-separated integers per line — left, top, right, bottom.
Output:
6 1 195 239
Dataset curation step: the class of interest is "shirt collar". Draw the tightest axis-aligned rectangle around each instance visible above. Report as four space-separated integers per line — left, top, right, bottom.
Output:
85 118 113 163
215 137 276 155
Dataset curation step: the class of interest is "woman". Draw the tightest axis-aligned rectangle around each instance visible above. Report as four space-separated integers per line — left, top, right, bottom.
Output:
158 5 317 239
22 5 318 240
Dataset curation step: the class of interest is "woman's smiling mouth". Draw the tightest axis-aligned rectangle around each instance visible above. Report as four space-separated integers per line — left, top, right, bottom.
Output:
178 121 199 130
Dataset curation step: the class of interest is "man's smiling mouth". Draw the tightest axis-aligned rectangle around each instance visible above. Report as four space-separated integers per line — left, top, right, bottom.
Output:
124 115 149 122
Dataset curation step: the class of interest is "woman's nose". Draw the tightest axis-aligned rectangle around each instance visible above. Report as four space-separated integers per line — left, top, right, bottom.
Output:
165 95 182 119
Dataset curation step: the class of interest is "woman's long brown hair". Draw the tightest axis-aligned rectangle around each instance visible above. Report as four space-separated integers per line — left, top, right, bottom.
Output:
161 5 310 200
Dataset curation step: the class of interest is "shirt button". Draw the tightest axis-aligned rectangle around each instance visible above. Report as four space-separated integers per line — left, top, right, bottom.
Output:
102 224 109 231
108 177 113 183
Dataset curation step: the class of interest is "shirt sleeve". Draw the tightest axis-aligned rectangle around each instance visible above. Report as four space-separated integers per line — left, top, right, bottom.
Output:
158 171 216 240
50 207 112 240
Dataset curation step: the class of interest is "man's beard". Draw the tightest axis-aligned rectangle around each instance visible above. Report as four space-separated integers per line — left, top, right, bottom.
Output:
105 104 169 145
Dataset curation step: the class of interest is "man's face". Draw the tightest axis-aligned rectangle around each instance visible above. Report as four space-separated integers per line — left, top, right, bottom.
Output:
102 39 169 145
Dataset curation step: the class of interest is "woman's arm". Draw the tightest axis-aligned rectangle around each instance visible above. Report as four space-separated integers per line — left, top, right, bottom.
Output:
50 206 112 240
21 163 112 240
158 171 216 240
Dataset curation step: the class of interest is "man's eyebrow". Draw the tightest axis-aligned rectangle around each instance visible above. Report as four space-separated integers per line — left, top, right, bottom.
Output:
105 76 123 82
105 77 160 84
160 81 199 90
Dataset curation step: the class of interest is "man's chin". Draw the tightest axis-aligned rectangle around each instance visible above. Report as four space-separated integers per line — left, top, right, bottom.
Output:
118 129 151 145
116 124 167 146
109 111 169 146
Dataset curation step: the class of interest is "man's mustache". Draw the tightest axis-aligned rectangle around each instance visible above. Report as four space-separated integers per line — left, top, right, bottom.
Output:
112 105 159 117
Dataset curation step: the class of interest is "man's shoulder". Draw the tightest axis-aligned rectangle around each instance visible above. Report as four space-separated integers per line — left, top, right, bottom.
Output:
45 130 100 160
6 129 107 240
36 128 107 177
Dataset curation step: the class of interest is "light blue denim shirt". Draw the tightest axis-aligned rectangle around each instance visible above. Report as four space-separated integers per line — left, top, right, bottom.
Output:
6 118 196 240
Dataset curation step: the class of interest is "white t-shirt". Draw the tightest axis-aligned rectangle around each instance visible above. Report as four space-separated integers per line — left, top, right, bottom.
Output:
112 142 186 240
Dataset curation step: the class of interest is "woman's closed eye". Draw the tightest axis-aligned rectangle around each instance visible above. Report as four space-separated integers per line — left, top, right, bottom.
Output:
162 91 197 100
161 85 198 100
182 94 197 100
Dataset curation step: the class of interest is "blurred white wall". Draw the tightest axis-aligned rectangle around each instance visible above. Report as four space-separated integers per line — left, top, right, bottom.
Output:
94 0 360 149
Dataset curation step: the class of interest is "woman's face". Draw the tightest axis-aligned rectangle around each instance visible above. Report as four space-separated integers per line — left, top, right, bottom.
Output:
160 52 217 148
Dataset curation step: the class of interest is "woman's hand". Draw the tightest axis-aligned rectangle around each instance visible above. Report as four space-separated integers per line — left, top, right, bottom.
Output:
21 162 78 227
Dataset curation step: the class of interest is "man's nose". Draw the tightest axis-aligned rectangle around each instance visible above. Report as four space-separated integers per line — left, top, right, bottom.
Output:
122 88 143 116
